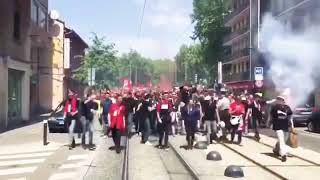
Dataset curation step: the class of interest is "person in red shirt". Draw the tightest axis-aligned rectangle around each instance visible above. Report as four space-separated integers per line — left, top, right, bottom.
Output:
156 91 173 150
108 95 126 154
229 96 245 144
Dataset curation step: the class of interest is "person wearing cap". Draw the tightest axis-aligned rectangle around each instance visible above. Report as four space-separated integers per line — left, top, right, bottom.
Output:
203 96 221 144
245 93 263 141
156 91 173 150
270 96 293 162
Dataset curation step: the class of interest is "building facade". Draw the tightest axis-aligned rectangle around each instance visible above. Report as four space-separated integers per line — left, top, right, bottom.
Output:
0 0 49 128
223 0 252 90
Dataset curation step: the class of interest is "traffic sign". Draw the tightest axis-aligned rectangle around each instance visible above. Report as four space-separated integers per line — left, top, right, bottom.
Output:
255 67 264 81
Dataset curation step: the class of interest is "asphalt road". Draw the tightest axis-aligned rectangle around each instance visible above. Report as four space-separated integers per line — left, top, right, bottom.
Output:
259 127 320 153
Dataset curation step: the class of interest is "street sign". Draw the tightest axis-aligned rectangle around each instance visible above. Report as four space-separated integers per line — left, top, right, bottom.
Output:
255 80 263 88
255 67 263 81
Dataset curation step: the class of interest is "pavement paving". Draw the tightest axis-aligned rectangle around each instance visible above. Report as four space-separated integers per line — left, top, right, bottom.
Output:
260 127 320 153
0 121 108 180
169 135 280 180
128 135 193 180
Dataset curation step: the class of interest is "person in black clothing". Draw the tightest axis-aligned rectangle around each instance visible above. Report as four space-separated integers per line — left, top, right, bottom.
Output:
81 90 98 150
271 96 293 162
138 94 153 145
156 92 173 150
203 96 220 144
246 93 263 141
134 95 144 135
122 92 136 136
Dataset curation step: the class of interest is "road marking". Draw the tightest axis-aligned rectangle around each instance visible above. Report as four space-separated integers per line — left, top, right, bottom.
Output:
0 147 59 155
0 152 53 160
0 158 46 167
67 154 89 161
7 178 27 180
48 172 76 180
0 166 37 176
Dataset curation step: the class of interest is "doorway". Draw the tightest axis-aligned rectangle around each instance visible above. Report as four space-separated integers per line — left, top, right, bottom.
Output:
8 69 24 124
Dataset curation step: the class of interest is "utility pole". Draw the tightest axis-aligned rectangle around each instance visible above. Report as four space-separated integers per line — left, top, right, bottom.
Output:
129 62 132 81
135 65 138 84
184 62 188 82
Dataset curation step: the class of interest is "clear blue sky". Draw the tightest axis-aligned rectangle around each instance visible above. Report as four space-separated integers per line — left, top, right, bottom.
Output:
49 0 195 59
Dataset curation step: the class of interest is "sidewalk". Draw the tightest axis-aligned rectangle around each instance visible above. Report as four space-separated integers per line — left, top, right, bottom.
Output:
222 133 320 179
0 121 105 180
128 135 170 180
169 135 279 180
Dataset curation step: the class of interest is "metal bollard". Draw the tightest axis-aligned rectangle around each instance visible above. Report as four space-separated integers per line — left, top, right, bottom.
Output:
43 120 48 146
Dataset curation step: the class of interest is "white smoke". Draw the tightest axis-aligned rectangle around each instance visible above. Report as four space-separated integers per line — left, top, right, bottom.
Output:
259 13 320 108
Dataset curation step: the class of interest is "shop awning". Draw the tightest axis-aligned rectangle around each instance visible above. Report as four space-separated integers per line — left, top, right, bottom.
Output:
226 81 255 90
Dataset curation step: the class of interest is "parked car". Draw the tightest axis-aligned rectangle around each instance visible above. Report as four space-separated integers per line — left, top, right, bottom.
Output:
292 104 313 124
307 107 320 132
48 102 68 133
48 99 83 133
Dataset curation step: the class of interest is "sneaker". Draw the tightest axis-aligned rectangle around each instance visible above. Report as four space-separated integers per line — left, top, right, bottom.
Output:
163 145 170 151
145 141 153 146
116 148 121 154
155 144 162 149
281 155 287 162
69 145 73 150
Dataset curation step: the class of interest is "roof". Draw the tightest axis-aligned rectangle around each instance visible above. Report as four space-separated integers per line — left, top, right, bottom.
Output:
64 27 88 48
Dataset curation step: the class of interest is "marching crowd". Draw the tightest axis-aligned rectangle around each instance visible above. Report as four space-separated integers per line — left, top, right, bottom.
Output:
62 85 294 162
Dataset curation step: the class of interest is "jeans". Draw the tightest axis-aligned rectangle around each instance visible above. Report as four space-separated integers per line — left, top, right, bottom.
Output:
81 117 94 146
126 112 134 134
112 128 121 150
275 130 290 156
68 119 76 145
205 121 217 144
230 124 242 144
142 117 151 143
158 122 170 146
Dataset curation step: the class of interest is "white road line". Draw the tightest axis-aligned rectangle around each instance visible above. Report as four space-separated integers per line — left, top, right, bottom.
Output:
0 147 59 155
59 163 81 169
7 177 27 180
0 166 37 176
67 154 89 161
0 152 53 160
0 158 46 167
48 172 76 180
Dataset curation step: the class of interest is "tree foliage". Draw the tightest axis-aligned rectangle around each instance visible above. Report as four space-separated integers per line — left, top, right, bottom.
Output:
191 0 229 65
74 34 176 88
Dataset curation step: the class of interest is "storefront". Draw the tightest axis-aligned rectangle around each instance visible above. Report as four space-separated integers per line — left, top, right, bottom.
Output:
7 69 24 123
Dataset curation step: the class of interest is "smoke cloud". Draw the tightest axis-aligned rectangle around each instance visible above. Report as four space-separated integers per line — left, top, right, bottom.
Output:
259 13 320 108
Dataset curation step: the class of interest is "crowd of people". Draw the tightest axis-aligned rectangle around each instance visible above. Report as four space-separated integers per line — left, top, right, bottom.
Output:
62 85 294 162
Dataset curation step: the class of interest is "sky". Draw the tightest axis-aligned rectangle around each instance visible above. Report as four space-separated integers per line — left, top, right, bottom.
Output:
49 0 195 60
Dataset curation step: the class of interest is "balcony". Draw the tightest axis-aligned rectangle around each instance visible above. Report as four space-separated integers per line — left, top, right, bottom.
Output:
224 2 250 24
223 71 250 83
223 48 250 63
223 27 249 44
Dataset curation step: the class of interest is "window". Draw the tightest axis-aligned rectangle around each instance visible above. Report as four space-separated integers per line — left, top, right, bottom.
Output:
31 0 38 24
39 8 47 30
13 11 21 40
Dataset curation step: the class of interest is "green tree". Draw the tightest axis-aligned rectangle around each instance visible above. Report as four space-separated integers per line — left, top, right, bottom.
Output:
191 0 229 65
74 34 118 88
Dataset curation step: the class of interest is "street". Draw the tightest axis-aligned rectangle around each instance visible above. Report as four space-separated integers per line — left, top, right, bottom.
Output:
1 120 320 180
